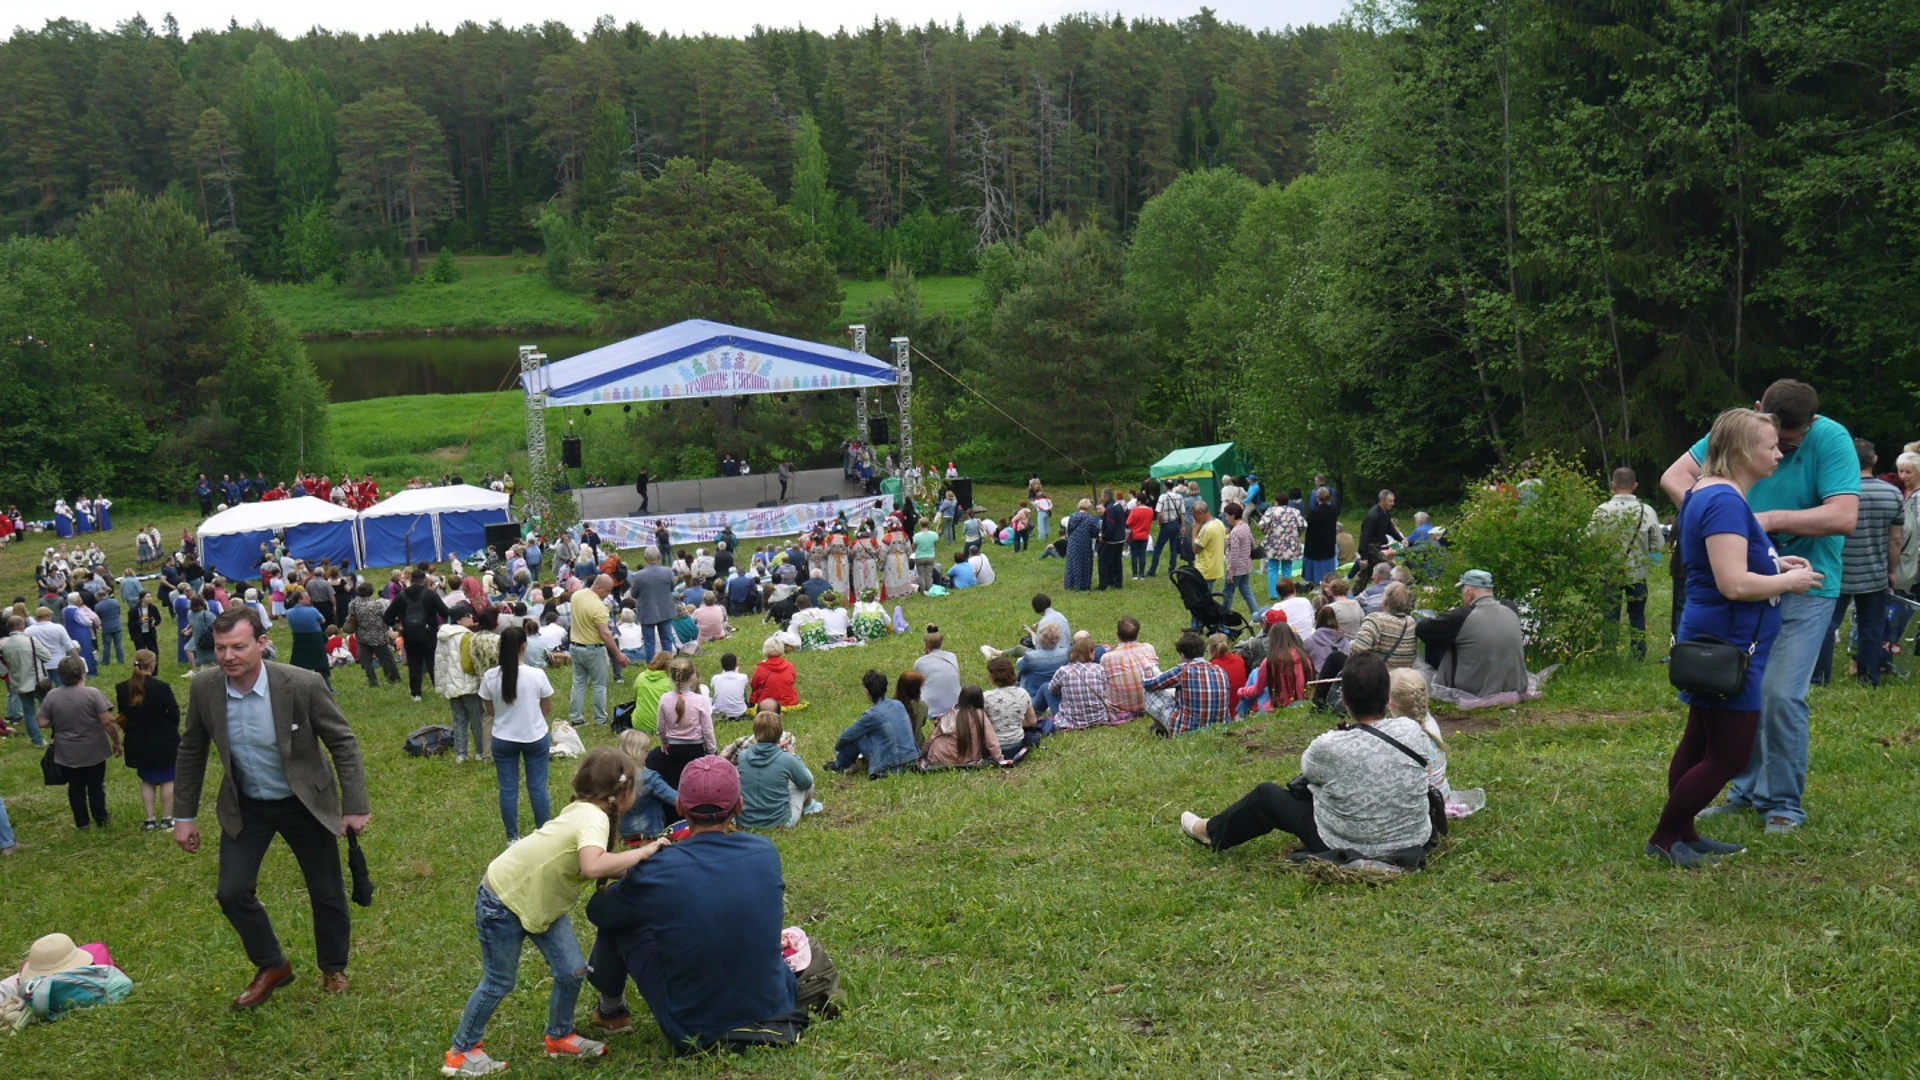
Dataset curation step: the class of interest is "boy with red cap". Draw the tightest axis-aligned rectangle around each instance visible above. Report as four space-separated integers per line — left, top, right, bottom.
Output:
583 757 838 1052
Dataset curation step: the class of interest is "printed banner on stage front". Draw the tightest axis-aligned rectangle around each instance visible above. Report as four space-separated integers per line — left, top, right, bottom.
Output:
587 494 894 547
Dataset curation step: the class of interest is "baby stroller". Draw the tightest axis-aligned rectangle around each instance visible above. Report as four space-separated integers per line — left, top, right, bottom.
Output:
1171 564 1251 642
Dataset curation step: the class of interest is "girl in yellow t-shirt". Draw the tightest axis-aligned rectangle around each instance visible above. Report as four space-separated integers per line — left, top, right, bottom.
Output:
442 748 665 1077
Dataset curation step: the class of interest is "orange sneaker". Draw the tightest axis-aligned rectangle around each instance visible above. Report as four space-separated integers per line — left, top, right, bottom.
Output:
442 1044 507 1076
544 1033 608 1061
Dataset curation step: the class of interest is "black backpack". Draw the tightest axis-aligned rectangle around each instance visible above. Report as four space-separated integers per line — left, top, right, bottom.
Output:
401 594 429 634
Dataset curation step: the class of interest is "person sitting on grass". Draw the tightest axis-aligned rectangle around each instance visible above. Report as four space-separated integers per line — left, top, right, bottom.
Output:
1047 636 1112 732
825 670 918 778
583 757 840 1054
920 685 1008 769
1014 621 1069 713
983 656 1044 754
629 652 675 735
710 653 751 722
1207 632 1248 700
729 710 821 829
652 657 716 790
749 636 802 710
440 748 665 1078
946 551 977 589
614 730 680 843
1387 668 1450 799
1178 652 1434 864
693 592 730 646
1238 622 1315 714
1099 616 1159 723
1143 631 1233 736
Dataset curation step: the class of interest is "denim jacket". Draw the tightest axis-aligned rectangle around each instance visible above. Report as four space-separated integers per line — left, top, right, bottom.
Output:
618 768 680 838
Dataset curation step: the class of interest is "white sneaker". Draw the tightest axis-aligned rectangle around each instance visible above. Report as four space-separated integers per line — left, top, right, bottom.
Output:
1180 811 1210 846
455 754 467 764
979 645 1003 660
803 799 826 815
411 695 423 703
442 1047 508 1076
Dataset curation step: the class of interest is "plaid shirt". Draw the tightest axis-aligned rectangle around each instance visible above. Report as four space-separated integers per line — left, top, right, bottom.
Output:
1143 659 1232 735
1048 661 1112 731
1099 640 1161 720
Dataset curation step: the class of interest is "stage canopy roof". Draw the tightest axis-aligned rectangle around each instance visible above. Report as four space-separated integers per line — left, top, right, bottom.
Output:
523 319 898 407
198 496 359 538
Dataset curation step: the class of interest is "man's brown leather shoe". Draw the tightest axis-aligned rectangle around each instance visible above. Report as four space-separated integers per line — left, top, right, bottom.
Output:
232 963 295 1010
320 970 349 995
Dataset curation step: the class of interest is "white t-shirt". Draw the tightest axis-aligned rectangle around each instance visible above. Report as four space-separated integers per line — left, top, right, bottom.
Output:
616 622 645 650
711 670 751 718
968 553 995 585
1277 597 1315 631
819 607 850 639
535 622 568 652
480 664 555 744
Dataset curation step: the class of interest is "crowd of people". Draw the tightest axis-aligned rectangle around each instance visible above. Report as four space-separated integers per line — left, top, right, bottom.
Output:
1 374 1915 1064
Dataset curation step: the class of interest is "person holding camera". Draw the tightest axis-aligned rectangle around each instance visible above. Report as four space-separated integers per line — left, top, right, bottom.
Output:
1651 408 1821 867
1177 651 1432 860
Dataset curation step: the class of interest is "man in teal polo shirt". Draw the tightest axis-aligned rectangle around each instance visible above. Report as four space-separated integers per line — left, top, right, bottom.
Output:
1661 379 1859 833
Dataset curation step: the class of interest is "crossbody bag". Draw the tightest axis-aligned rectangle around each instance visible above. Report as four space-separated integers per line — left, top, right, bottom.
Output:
1667 610 1762 700
1350 721 1448 842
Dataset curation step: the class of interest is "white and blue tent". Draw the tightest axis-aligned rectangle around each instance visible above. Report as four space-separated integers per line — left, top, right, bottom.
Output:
522 318 898 406
358 484 511 568
197 497 361 583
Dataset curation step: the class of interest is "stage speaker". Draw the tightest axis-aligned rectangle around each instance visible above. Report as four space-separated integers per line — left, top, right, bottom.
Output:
484 522 522 551
868 416 890 444
948 476 973 509
561 436 583 467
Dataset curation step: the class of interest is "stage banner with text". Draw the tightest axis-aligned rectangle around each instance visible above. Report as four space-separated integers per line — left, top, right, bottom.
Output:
587 494 893 547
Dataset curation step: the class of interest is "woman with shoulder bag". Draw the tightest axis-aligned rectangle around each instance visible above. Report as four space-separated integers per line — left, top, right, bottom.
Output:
115 650 180 830
1651 409 1821 868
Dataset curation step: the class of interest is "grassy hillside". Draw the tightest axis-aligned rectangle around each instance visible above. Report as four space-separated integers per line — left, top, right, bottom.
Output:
258 256 596 336
323 391 635 489
260 255 981 338
1 522 1916 1078
838 274 981 321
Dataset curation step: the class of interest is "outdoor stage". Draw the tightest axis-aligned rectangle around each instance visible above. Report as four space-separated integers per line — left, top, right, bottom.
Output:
571 467 871 521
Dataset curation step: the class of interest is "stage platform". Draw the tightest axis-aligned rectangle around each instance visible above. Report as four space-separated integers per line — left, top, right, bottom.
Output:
571 468 871 521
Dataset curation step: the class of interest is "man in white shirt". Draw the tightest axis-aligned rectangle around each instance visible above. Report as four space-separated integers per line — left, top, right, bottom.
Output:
711 653 752 720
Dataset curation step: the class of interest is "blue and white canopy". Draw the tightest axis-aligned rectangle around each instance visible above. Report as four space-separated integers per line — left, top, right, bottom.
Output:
522 319 897 407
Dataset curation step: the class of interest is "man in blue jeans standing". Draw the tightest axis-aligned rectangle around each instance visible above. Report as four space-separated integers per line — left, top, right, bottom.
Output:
1662 379 1859 835
1147 483 1186 577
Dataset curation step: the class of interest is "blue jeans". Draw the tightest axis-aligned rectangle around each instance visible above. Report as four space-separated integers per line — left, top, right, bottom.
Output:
10 690 43 746
1148 522 1180 576
1221 573 1256 614
1036 510 1051 541
1726 592 1833 825
1264 559 1295 600
1813 589 1888 688
100 629 124 666
570 644 611 725
1603 581 1650 658
641 621 676 662
1303 557 1337 588
451 882 584 1052
492 735 552 841
0 793 15 849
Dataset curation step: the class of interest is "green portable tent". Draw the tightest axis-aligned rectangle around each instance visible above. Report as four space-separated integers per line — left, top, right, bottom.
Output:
1148 443 1249 513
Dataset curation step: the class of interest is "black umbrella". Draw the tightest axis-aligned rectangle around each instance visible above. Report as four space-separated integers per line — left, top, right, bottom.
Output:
346 827 375 907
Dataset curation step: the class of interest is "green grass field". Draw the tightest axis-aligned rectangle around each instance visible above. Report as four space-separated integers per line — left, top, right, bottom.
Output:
259 256 979 338
838 275 981 322
258 257 597 337
322 391 635 491
2 487 1917 1078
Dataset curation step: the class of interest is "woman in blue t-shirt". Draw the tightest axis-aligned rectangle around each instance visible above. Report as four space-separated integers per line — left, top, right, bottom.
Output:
1650 409 1822 867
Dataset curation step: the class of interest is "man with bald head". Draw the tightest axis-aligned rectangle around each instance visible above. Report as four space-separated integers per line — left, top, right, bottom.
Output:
569 573 626 726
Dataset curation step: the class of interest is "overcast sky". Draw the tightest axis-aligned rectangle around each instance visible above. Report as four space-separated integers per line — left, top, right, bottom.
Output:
17 1 1350 38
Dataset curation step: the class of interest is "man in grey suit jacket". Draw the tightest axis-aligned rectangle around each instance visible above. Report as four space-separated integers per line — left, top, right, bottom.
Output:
173 606 370 1010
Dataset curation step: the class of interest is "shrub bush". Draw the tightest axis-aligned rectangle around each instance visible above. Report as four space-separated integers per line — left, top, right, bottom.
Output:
426 248 460 284
341 248 400 295
1431 458 1627 663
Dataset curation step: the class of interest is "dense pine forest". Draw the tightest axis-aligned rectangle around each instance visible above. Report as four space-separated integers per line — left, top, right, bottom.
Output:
0 12 1335 276
2 3 1916 507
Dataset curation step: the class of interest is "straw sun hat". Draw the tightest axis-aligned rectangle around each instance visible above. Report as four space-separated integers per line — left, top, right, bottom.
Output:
21 933 92 979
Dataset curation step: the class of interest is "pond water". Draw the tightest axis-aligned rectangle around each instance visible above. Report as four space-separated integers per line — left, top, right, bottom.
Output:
305 334 616 401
